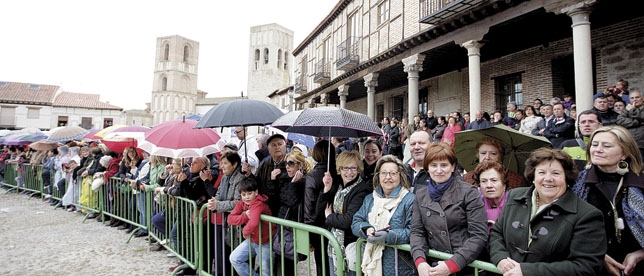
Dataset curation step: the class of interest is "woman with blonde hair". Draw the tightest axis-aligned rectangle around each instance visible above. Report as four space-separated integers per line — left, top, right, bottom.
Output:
574 126 644 275
320 150 373 276
352 155 416 275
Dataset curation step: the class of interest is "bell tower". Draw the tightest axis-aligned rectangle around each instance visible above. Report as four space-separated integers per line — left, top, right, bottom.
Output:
150 35 199 125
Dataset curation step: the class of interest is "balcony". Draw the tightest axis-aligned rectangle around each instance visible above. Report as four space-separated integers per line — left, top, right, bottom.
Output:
294 74 307 93
419 0 484 25
314 59 331 84
336 37 360 71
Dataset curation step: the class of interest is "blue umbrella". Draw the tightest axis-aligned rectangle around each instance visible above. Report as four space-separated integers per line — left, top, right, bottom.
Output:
287 133 315 149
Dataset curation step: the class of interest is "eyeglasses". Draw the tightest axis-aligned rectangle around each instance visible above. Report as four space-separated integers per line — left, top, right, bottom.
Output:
340 166 359 172
379 171 400 177
234 130 243 134
286 161 300 167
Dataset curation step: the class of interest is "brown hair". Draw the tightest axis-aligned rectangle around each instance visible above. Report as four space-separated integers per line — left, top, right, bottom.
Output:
423 143 458 173
472 161 508 188
476 138 505 158
524 148 577 187
372 155 410 190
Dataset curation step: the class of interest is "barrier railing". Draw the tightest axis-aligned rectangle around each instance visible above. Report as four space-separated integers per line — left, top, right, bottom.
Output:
2 164 504 276
102 177 150 242
21 164 43 197
354 238 501 275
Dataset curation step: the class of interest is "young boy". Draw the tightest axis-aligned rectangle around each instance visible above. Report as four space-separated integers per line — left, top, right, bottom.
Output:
228 177 273 276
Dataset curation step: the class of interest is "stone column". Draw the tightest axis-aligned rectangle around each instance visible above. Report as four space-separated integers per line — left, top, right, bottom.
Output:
364 73 379 121
308 98 315 108
338 85 349 109
564 4 594 114
320 93 328 106
288 88 294 111
462 40 484 114
402 54 425 122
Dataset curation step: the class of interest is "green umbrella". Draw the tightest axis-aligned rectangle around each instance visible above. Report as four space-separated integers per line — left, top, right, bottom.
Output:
454 125 552 175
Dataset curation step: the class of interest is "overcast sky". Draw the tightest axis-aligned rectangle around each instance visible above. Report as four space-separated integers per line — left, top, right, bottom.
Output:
0 0 337 110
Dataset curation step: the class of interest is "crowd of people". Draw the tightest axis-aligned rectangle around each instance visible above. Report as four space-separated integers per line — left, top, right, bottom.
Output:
2 80 644 276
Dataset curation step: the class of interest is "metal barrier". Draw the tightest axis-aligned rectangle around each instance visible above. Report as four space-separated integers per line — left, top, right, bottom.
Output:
354 238 501 276
21 164 43 198
1 163 18 191
102 177 150 242
3 164 504 276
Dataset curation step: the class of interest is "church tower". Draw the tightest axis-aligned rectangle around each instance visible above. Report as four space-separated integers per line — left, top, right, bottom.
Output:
150 35 199 125
247 24 293 101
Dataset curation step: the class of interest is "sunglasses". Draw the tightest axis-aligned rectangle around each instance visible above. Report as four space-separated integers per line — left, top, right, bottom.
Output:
286 160 300 167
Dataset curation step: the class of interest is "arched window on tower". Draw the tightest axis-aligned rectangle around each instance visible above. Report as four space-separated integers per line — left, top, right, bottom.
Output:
284 51 289 70
254 49 260 70
163 44 169 61
183 45 189 62
264 48 269 64
162 77 167 91
278 49 282 69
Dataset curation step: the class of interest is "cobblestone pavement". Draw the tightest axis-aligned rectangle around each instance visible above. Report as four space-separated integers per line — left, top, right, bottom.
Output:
0 190 174 276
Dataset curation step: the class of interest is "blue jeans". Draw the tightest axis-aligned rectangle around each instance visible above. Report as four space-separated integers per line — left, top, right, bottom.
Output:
151 211 166 236
230 239 272 276
136 192 147 233
329 255 356 276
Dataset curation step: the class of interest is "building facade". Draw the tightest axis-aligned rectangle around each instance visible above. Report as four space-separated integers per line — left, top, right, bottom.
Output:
291 0 644 123
150 35 200 125
246 24 294 101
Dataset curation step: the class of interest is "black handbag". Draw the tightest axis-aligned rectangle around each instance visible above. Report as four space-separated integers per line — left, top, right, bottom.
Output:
272 206 307 261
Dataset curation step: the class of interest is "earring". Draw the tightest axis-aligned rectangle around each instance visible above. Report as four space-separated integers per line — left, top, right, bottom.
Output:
616 160 629 175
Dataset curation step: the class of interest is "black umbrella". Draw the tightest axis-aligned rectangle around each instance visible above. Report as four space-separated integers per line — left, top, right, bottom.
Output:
194 99 284 164
195 99 284 128
271 107 383 172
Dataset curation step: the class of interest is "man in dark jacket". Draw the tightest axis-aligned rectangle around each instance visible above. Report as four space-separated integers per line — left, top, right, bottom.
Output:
405 130 431 193
592 94 619 126
466 110 493 130
543 103 575 148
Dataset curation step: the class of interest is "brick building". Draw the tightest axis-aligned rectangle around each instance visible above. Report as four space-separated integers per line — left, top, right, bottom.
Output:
290 0 644 122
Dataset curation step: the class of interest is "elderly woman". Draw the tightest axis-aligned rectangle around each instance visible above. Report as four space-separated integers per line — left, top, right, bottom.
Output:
320 150 372 276
573 126 644 275
490 148 606 275
205 151 244 275
410 143 487 276
351 155 416 276
472 161 508 233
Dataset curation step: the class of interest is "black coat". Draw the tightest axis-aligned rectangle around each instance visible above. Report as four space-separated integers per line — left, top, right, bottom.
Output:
274 175 305 222
543 115 575 148
304 161 337 226
317 177 372 246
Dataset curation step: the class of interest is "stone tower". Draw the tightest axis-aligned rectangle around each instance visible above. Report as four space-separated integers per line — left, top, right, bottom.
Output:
246 24 293 101
150 35 199 125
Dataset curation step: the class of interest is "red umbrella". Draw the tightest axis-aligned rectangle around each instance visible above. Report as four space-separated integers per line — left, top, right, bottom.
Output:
83 129 102 140
138 118 224 158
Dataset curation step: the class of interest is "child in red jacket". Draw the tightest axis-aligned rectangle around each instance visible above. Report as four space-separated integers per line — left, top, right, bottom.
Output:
228 177 273 276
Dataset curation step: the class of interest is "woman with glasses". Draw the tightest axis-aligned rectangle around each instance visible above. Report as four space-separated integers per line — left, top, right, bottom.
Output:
410 143 487 276
271 150 312 274
490 148 606 276
351 155 416 276
320 150 373 276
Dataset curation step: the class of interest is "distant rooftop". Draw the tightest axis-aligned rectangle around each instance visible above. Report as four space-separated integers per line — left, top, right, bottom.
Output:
53 92 123 110
0 81 59 105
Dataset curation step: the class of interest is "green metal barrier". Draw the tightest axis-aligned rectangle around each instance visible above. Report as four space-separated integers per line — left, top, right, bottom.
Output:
21 164 43 198
2 163 17 189
102 177 151 242
354 238 501 275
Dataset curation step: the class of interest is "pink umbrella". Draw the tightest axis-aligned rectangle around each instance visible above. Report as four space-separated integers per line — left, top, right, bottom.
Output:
138 119 224 158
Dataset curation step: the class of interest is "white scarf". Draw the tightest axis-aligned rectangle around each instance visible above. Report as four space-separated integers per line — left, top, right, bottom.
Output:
362 186 409 276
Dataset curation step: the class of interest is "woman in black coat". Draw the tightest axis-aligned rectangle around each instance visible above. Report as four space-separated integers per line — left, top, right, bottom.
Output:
304 140 336 276
319 150 372 276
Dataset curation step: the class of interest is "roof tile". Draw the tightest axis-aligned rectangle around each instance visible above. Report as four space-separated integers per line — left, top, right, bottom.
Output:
0 81 59 105
53 92 123 110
